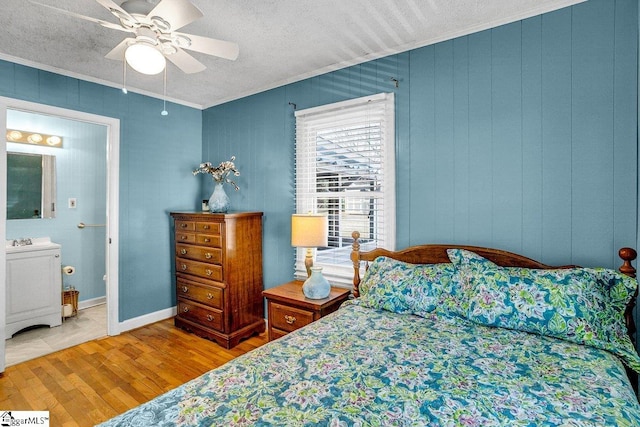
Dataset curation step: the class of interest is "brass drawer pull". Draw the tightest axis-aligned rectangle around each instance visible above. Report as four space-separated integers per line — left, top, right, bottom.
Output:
181 286 188 293
204 238 210 243
203 225 210 230
183 306 189 313
181 264 188 271
205 253 212 259
284 315 296 325
180 248 188 255
206 314 214 322
180 223 188 228
207 293 214 299
181 235 188 240
205 269 213 276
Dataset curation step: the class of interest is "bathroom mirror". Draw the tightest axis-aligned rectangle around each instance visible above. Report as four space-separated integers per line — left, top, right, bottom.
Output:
6 152 57 219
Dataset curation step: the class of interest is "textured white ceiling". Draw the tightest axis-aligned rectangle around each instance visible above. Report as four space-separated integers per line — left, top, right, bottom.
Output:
0 0 585 109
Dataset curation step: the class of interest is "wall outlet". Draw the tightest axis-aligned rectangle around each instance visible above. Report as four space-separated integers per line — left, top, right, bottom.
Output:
68 198 77 209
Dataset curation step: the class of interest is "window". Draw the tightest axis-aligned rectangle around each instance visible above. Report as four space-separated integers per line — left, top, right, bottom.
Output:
294 93 396 285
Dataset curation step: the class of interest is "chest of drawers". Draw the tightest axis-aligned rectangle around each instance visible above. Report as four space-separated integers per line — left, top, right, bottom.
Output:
170 211 265 348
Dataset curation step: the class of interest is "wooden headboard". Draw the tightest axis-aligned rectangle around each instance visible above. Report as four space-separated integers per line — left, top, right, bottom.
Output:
350 231 639 391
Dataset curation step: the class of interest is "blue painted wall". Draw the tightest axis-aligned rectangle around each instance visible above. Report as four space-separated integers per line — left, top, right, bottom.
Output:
0 62 203 322
203 0 638 293
6 110 108 303
1 0 637 324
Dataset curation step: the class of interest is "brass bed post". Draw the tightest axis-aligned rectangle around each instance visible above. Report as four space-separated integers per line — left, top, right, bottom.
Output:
351 231 361 298
619 247 638 395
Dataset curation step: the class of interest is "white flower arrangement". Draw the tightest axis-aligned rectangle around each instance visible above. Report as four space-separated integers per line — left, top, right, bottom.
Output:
193 156 240 190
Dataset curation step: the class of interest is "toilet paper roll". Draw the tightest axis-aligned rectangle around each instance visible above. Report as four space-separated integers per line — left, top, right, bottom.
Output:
62 304 73 317
62 265 75 275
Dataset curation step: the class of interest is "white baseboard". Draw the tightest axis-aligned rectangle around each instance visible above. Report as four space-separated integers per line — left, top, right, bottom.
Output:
78 296 106 310
118 306 178 334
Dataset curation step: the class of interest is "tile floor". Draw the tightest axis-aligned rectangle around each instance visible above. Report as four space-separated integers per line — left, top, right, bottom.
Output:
5 304 107 367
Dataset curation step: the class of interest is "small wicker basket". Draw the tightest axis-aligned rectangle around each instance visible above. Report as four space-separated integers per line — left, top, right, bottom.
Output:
62 289 79 317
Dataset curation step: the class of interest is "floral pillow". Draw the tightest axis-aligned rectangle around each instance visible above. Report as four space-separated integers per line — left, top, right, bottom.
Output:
356 256 458 317
446 249 640 373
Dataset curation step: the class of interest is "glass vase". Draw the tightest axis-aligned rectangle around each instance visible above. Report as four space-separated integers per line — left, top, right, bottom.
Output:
209 182 230 213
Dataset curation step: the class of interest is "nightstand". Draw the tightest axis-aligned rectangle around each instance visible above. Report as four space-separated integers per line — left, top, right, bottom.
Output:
263 280 351 341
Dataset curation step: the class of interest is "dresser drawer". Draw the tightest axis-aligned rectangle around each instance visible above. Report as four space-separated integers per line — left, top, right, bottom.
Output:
175 221 195 232
176 258 223 281
269 302 314 333
195 234 222 247
175 232 196 244
177 278 223 309
176 244 222 264
177 299 223 332
196 222 221 234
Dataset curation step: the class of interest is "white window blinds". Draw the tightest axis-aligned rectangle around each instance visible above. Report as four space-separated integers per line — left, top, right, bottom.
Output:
294 93 396 285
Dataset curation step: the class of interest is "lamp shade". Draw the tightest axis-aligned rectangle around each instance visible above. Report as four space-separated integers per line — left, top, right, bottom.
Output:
125 42 166 75
291 214 328 248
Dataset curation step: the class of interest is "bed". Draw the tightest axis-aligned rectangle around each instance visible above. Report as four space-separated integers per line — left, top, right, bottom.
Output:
99 233 640 426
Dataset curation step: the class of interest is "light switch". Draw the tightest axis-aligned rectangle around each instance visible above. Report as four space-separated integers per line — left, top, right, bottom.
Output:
68 198 77 208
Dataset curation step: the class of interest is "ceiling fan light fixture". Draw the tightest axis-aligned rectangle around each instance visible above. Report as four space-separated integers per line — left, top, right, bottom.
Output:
125 41 166 75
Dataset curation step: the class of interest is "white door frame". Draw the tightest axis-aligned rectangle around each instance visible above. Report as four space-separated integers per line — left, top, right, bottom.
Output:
0 97 120 372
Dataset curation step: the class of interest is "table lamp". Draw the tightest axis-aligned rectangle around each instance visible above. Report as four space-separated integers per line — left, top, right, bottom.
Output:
291 213 330 299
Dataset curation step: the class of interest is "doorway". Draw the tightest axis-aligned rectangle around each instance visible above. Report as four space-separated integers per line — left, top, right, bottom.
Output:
0 97 120 372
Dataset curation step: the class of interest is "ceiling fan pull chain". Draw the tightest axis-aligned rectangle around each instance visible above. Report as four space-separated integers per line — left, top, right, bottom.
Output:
161 67 168 116
122 53 128 94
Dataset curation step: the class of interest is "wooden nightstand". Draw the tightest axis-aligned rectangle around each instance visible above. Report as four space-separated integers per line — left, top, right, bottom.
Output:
263 280 351 341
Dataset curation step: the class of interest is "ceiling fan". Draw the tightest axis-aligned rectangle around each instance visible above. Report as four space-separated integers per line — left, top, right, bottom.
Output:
30 0 239 75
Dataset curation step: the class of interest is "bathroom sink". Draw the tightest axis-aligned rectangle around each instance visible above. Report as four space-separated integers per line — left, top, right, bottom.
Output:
5 237 61 253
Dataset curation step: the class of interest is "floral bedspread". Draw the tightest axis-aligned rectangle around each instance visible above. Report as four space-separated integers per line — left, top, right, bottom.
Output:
98 303 640 426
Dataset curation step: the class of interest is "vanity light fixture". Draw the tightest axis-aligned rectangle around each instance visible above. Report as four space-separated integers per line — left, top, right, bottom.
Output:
6 129 63 148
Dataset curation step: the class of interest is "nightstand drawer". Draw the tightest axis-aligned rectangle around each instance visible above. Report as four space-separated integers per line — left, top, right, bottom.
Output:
269 302 314 333
176 258 223 281
263 281 351 342
176 244 223 265
177 299 223 332
269 328 288 341
177 278 223 309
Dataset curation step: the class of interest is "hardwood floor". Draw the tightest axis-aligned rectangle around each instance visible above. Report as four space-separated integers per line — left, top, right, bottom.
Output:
0 319 268 427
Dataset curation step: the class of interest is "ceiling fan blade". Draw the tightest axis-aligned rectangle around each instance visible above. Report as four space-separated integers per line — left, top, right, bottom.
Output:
148 0 203 31
94 0 136 24
173 32 239 61
172 33 240 61
28 1 129 32
105 38 135 60
166 48 206 74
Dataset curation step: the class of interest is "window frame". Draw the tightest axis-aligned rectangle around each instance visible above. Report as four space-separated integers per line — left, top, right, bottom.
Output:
294 92 396 286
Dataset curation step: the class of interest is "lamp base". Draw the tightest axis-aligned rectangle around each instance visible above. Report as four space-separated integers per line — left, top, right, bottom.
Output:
302 266 330 299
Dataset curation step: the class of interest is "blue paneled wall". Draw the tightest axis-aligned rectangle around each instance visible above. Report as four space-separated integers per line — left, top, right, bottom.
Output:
1 0 637 325
0 62 203 322
203 0 638 293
